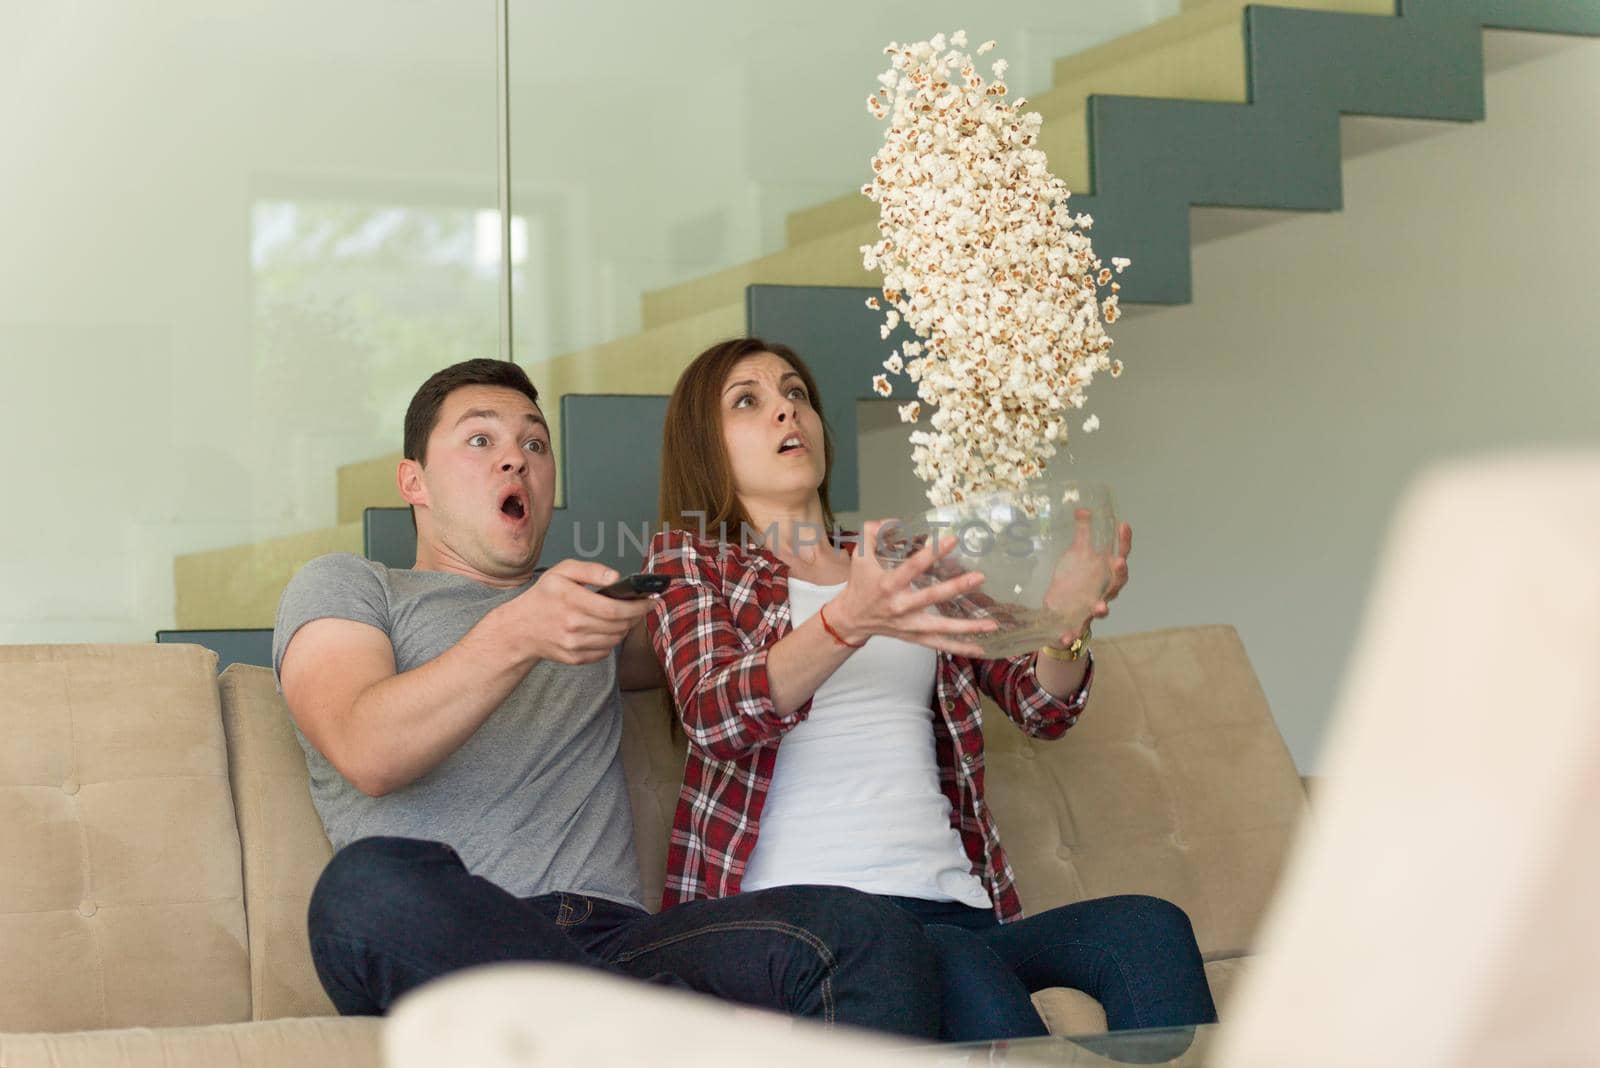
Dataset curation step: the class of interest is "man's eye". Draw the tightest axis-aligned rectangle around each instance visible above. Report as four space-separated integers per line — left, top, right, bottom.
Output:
467 434 489 447
524 439 547 454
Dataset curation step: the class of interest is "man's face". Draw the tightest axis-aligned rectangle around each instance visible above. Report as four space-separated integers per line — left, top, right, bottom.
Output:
408 384 555 582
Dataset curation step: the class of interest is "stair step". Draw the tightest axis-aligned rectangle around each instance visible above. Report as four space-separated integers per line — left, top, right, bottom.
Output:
1047 0 1394 103
174 522 363 630
337 456 404 525
640 226 879 334
781 0 1396 251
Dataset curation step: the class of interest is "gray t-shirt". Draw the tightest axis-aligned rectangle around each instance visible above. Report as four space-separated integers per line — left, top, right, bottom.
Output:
272 553 643 908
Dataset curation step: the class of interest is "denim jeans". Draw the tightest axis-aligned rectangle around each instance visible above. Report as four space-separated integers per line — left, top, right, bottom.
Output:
306 837 940 1038
884 894 1218 1043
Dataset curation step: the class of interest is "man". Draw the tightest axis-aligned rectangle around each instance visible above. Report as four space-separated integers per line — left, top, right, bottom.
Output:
274 358 938 1036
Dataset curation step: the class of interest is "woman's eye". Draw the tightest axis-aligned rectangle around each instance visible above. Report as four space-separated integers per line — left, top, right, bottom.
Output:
732 394 754 409
788 387 809 402
467 434 489 447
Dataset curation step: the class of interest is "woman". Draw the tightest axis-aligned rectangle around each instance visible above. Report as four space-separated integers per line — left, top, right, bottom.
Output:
644 337 1216 1041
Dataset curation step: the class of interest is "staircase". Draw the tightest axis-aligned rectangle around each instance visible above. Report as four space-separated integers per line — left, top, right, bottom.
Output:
172 0 1600 632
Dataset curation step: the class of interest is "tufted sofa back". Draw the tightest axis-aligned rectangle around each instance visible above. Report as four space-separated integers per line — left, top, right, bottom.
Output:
982 625 1304 959
0 644 251 1031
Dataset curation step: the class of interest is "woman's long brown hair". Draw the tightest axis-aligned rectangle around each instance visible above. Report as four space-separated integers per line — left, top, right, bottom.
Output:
658 337 839 545
656 338 841 734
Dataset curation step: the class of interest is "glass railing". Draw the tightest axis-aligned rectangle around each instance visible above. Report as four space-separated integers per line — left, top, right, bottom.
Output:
1 0 1178 641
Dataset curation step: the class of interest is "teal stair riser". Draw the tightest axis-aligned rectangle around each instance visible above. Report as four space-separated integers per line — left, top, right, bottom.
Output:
1072 3 1598 305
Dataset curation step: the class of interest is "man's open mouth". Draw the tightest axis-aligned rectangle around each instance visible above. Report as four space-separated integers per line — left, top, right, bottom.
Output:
499 491 527 520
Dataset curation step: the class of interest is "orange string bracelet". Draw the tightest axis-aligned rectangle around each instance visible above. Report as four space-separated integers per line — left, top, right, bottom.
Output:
818 603 865 649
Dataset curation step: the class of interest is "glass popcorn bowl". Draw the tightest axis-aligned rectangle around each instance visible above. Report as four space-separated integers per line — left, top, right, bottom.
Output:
874 477 1118 660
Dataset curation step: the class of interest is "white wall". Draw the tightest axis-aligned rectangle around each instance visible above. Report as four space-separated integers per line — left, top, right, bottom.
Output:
858 35 1600 769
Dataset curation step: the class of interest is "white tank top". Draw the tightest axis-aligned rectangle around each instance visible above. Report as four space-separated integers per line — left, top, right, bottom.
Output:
740 578 993 908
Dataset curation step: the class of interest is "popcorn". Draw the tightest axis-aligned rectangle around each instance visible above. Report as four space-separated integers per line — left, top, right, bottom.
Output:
862 33 1127 505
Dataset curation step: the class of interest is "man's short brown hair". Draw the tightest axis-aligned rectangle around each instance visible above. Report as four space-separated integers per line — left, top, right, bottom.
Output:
403 359 541 466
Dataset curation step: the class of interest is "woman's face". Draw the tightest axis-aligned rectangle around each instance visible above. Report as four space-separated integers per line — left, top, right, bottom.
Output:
719 352 827 507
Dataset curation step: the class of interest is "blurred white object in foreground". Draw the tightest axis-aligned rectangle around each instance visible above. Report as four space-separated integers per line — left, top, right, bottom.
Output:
1218 452 1600 1067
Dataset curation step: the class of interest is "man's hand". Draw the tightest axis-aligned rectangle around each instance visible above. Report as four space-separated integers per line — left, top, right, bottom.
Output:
491 559 654 668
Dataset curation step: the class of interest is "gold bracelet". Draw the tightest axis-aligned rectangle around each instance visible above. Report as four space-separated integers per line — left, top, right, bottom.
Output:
1040 623 1091 663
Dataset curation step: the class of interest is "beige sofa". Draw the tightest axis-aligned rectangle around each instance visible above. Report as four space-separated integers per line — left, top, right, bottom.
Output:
0 624 1305 1067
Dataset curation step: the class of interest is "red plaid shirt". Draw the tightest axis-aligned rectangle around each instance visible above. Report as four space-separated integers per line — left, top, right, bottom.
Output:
644 528 1092 923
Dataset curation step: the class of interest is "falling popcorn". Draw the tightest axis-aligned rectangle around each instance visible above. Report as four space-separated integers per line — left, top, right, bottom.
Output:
1082 414 1100 433
862 32 1128 506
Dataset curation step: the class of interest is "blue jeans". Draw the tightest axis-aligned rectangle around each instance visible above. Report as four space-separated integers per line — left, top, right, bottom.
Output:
307 837 940 1038
885 894 1218 1043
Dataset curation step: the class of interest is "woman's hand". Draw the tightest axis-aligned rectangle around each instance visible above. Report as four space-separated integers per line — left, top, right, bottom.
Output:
1044 514 1133 649
824 520 1000 656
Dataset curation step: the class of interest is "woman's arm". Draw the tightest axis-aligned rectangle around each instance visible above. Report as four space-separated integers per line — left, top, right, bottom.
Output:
646 526 1000 755
972 650 1090 740
976 519 1133 737
646 531 812 758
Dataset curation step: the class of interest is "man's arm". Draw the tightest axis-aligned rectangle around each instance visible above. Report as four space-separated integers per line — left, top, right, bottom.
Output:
280 559 652 797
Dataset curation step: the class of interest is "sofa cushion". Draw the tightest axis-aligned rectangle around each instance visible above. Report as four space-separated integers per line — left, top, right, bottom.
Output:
0 644 251 1030
982 625 1305 961
0 1016 380 1068
217 665 337 1020
618 689 685 907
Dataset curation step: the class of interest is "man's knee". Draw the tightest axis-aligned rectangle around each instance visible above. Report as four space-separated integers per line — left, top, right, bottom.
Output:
309 837 461 938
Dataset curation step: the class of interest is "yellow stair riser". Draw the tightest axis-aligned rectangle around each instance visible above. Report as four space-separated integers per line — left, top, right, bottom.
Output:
641 226 880 333
337 457 405 525
1048 0 1394 93
174 522 363 630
